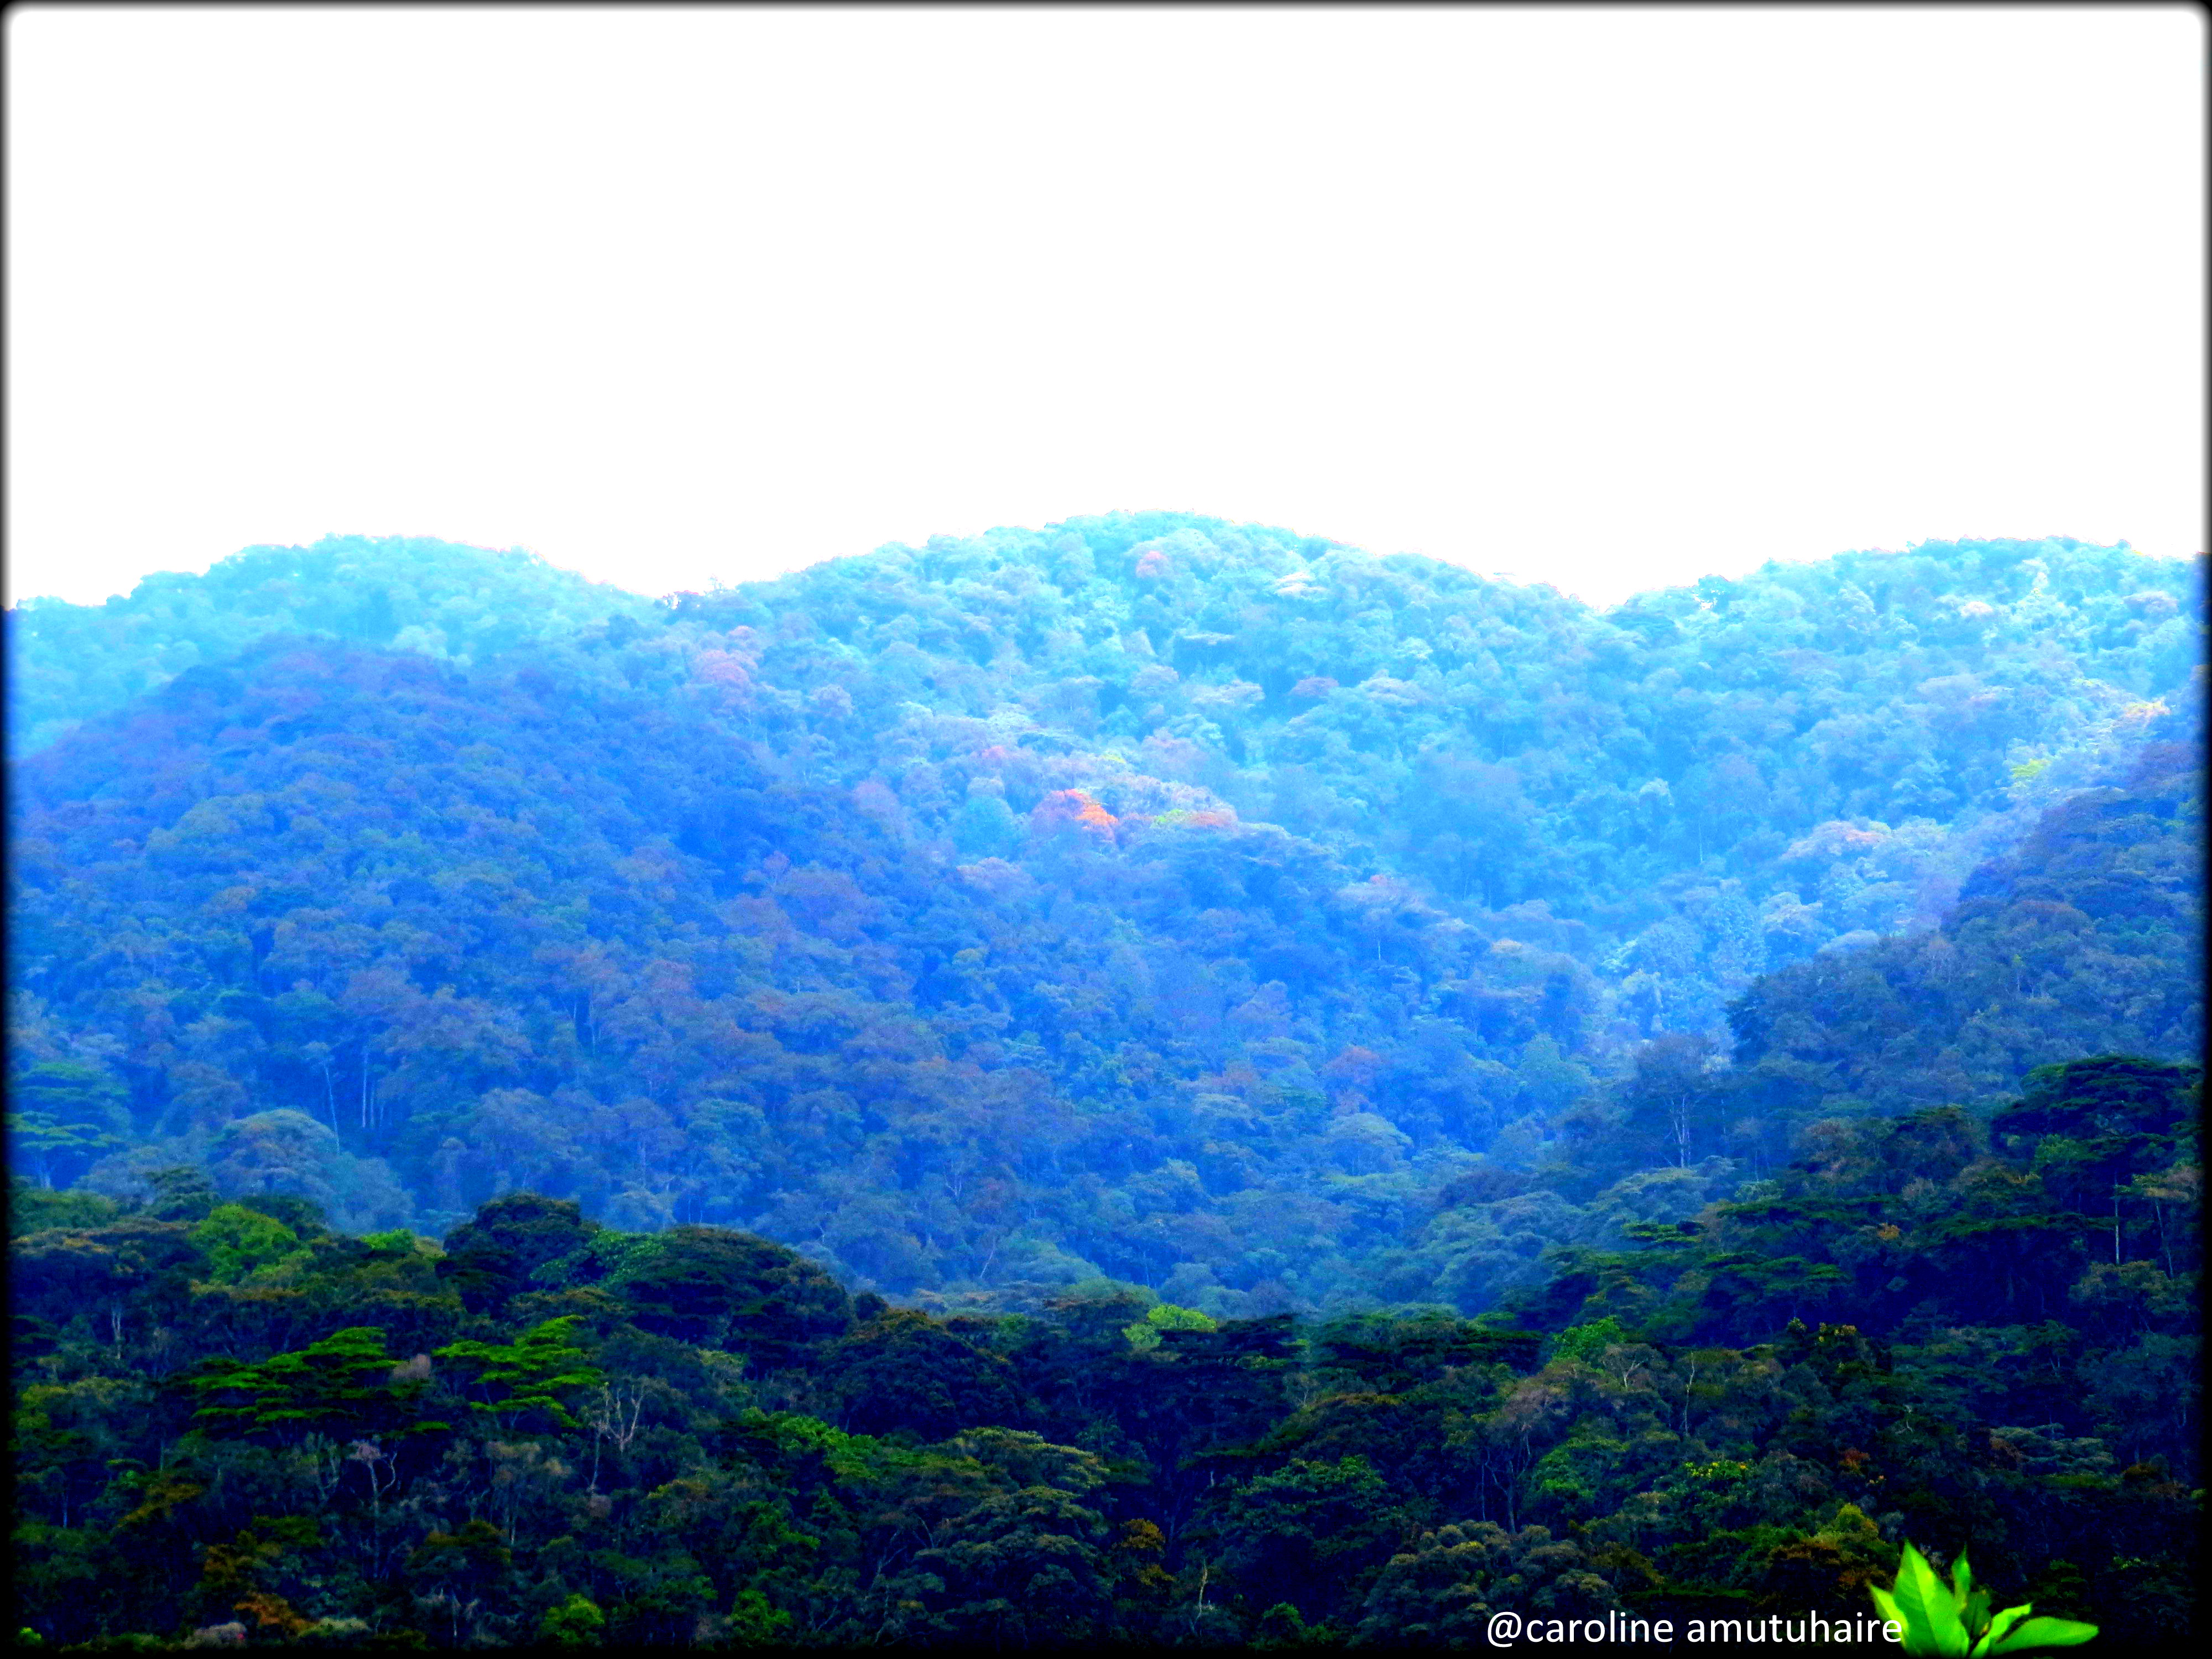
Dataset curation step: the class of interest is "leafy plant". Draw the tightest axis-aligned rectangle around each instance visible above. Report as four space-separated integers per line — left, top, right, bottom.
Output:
1871 1541 2098 1655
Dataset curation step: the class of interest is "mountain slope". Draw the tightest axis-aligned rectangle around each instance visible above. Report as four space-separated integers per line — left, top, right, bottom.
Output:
1724 729 2203 1133
6 534 655 753
6 515 2201 1312
1369 731 2201 1318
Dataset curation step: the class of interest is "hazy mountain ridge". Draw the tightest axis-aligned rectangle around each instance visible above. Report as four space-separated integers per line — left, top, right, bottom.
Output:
6 515 2202 1316
6 534 656 754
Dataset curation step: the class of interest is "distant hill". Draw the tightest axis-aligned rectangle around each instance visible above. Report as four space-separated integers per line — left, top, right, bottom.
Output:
1369 729 2200 1318
1724 730 2202 1129
6 514 2201 1313
6 534 657 753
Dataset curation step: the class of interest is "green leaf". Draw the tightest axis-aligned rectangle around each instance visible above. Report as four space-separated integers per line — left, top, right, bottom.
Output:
1871 1585 1908 1634
1963 1587 1992 1640
1950 1551 1992 1639
1971 1605 2033 1655
1979 1615 2099 1655
1887 1542 1972 1655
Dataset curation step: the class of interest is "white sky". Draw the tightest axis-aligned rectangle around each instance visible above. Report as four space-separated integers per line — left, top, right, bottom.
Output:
6 5 2204 611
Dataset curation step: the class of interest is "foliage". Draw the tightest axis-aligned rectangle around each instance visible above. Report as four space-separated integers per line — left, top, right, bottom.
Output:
1123 1300 1217 1351
536 1592 606 1646
432 1315 605 1430
1871 1540 2098 1655
189 1202 313 1285
4 1139 2196 1646
6 519 2199 1317
7 534 654 754
7 1059 131 1191
185 1324 446 1442
3 515 2201 1644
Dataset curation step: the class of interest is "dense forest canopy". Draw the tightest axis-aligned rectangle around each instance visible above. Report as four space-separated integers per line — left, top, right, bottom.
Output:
8 1051 2199 1647
8 516 2199 1311
6 535 655 756
5 513 2201 1647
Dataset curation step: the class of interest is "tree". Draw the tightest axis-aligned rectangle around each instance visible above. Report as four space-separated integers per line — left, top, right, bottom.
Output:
433 1314 604 1431
1355 1521 1620 1644
11 1216 202 1352
7 1061 129 1189
822 1308 1032 1438
188 1203 312 1285
537 1592 607 1647
186 1326 445 1445
1213 1455 1401 1623
436 1192 599 1316
909 1483 1114 1645
205 1110 344 1213
1123 1301 1217 1352
1620 1035 1725 1170
614 1224 853 1367
1993 1055 2198 1146
405 1519 515 1643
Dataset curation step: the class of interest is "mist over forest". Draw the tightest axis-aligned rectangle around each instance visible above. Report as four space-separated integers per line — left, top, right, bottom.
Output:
8 514 2201 1647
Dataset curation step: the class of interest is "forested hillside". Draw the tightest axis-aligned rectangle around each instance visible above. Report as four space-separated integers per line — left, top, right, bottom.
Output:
7 516 2201 1316
9 1053 2198 1647
6 514 2202 1647
6 536 654 755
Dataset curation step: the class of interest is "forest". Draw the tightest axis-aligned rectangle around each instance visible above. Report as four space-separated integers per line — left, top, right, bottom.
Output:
6 514 2203 1646
8 1050 2199 1646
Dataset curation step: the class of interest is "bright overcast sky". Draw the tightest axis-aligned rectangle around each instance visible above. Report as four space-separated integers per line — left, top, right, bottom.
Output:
5 5 2204 609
